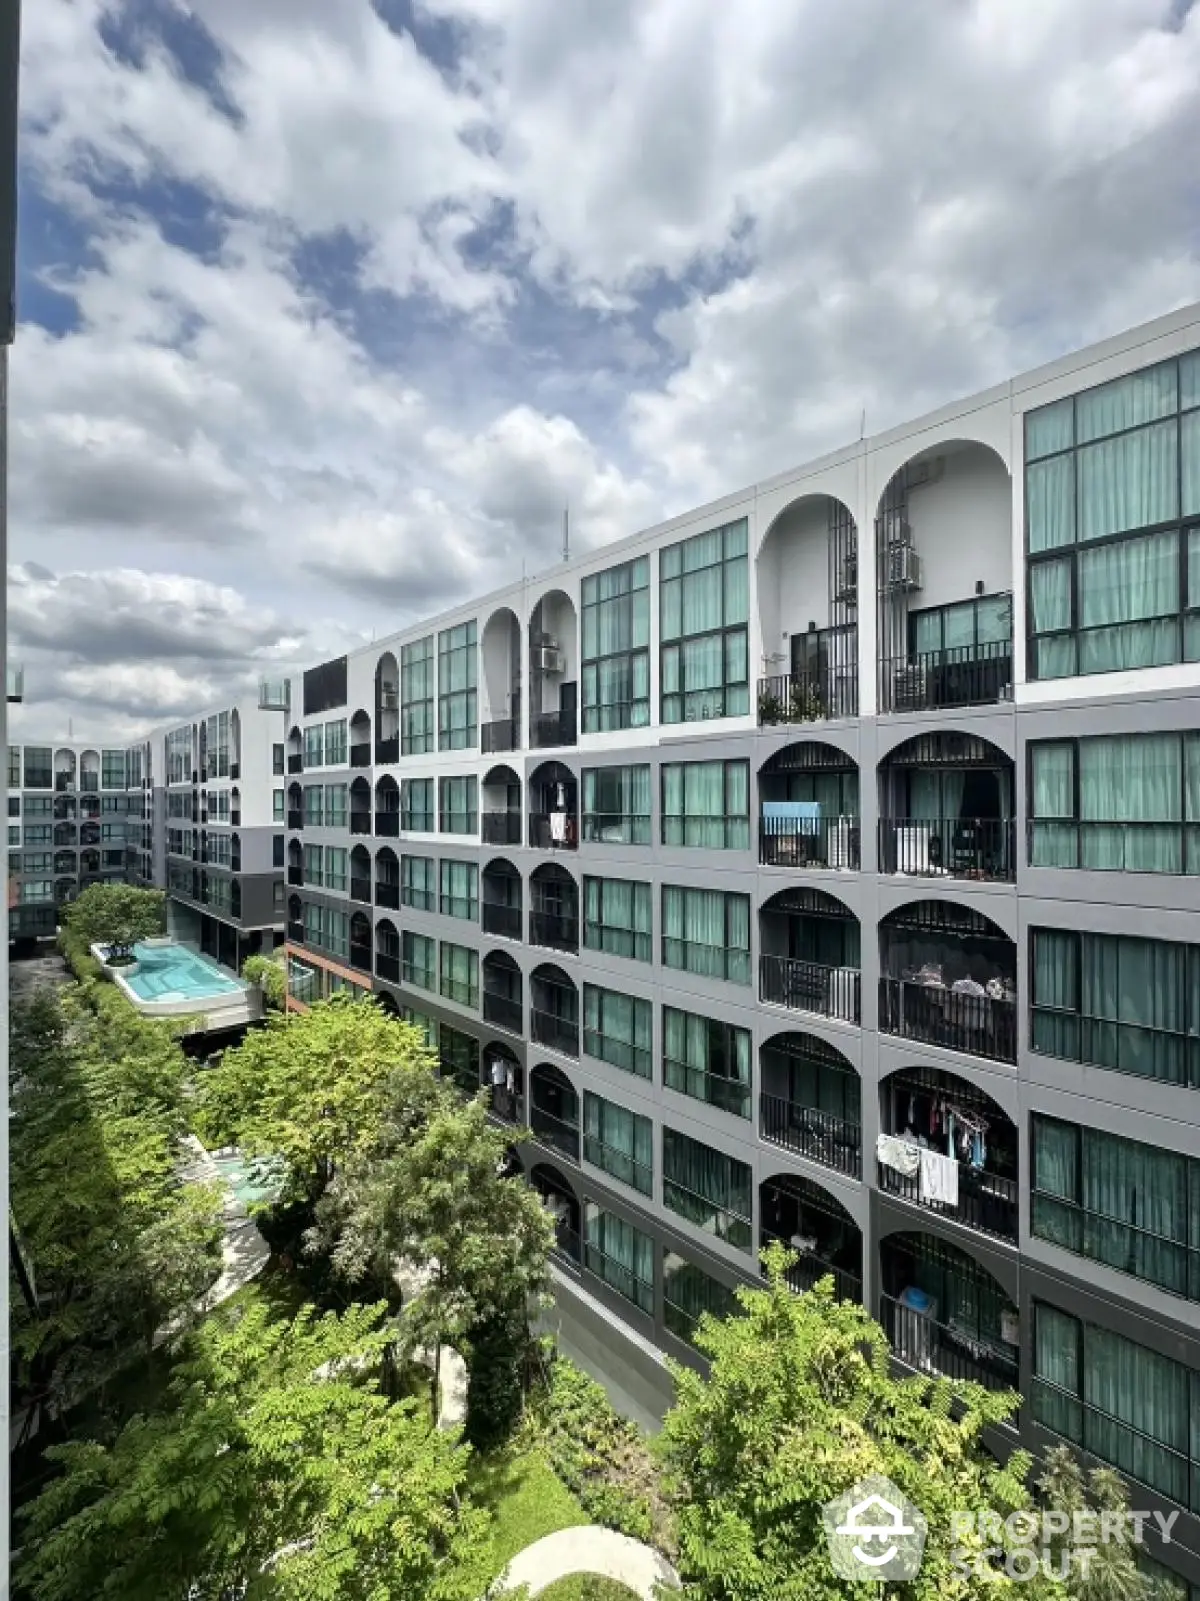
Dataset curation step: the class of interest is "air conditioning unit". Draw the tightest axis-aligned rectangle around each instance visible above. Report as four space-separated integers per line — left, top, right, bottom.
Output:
535 645 565 674
380 687 398 709
886 542 922 591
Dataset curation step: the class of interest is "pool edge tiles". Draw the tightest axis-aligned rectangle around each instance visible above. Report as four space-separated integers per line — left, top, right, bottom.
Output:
93 940 260 1026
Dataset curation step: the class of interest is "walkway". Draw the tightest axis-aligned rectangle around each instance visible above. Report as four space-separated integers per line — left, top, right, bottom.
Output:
158 1136 269 1340
492 1526 680 1599
392 1257 468 1429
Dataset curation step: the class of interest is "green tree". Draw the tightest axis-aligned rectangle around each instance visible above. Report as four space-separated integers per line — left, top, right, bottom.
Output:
63 883 165 964
1036 1447 1159 1601
17 1297 489 1601
242 951 286 1008
659 1244 1061 1601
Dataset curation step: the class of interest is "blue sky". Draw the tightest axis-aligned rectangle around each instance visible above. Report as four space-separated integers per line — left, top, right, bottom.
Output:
8 0 1200 738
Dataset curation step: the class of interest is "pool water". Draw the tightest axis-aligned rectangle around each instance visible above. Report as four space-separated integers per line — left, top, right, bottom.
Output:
123 942 243 1003
210 1150 285 1207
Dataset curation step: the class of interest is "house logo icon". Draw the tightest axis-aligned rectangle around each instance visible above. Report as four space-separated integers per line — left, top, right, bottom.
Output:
822 1474 928 1581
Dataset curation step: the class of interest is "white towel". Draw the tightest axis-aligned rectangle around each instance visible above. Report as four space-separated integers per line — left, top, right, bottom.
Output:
549 811 567 843
919 1148 959 1208
876 1134 921 1177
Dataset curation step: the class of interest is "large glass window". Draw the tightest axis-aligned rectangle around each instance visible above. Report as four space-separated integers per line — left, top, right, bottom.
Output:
584 1204 654 1315
401 636 435 755
324 719 347 766
1032 1303 1200 1512
582 765 651 845
7 746 20 787
1030 926 1200 1088
1026 350 1200 678
402 931 436 992
439 776 477 835
439 941 479 1009
663 1251 739 1345
1028 731 1200 874
663 1007 752 1119
663 1128 753 1250
325 846 348 892
325 783 347 829
402 854 435 911
583 984 652 1079
101 750 126 789
273 788 285 823
1032 1116 1199 1301
303 843 324 886
303 724 325 769
660 519 749 723
401 778 435 832
24 747 53 789
910 595 1013 661
438 621 477 751
581 556 650 732
439 859 478 921
583 1092 653 1196
661 760 750 849
662 885 751 985
439 1024 479 1097
583 876 652 963
302 784 324 827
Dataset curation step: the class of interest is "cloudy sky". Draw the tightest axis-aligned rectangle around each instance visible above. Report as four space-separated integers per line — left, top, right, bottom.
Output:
8 0 1200 741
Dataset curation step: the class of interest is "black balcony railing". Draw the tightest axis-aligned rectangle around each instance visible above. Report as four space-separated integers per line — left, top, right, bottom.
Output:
528 812 578 850
350 744 371 768
759 815 860 870
481 718 519 754
375 882 400 910
482 901 522 939
375 952 400 984
483 991 523 1033
879 976 1017 1064
375 812 400 837
287 810 303 830
529 909 579 952
287 865 303 886
349 942 372 974
350 876 371 903
287 754 303 774
531 709 577 748
757 671 857 725
759 953 861 1024
878 817 1015 881
482 812 522 845
880 1294 1019 1393
530 1009 580 1058
664 1059 751 1120
759 1092 862 1178
529 1102 580 1160
375 736 399 765
287 920 304 942
760 1227 862 1302
487 1085 525 1126
878 1157 1018 1243
882 641 1013 714
550 1223 582 1270
663 1178 753 1252
350 812 371 835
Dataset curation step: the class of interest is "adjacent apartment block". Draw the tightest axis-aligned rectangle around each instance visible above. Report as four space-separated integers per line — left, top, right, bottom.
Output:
279 302 1200 1590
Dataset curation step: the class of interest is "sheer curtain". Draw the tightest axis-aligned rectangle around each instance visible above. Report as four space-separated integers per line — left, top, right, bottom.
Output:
1077 530 1179 673
1030 744 1077 866
1085 1326 1190 1506
1030 558 1076 678
1031 1117 1080 1251
1027 457 1075 552
1077 423 1178 542
1081 934 1190 1087
1082 1128 1189 1295
1033 1304 1082 1443
1031 929 1078 1059
1079 734 1181 872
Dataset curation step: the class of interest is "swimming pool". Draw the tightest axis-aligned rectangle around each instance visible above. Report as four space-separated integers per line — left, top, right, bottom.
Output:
209 1149 286 1208
123 942 244 1004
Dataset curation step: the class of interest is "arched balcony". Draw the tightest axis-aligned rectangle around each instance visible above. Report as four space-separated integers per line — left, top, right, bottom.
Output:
482 764 522 845
349 910 372 974
374 774 400 838
286 724 303 774
757 493 858 724
528 760 578 851
54 878 76 906
349 775 371 836
876 443 1013 714
286 838 303 887
287 893 303 943
80 848 100 876
375 916 400 984
54 748 77 792
53 794 76 822
878 1063 1017 1243
529 1064 580 1162
349 843 371 903
759 1031 862 1179
482 858 522 940
758 888 861 1024
484 1040 524 1124
878 732 1015 882
758 741 860 870
880 1230 1019 1393
54 850 76 874
349 708 371 768
79 793 100 820
760 1174 863 1302
529 590 578 748
529 862 578 955
53 822 77 848
482 950 523 1036
529 1162 581 1266
287 781 303 830
374 845 400 910
230 709 241 779
878 901 1017 1063
79 821 101 847
530 964 579 1058
481 606 522 754
80 750 100 793
375 652 399 764
231 832 241 873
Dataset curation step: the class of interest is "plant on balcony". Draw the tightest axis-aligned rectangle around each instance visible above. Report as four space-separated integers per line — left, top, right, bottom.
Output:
788 676 825 723
756 686 786 725
241 952 285 1009
63 882 165 966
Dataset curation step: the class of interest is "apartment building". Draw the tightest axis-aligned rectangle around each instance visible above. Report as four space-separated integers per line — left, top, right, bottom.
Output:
280 302 1200 1589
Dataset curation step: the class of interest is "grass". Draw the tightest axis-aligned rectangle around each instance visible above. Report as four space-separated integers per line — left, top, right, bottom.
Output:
537 1579 641 1600
465 1442 587 1588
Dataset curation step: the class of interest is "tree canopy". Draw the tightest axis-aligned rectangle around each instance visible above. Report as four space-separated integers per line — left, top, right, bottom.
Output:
63 884 165 962
242 952 286 1008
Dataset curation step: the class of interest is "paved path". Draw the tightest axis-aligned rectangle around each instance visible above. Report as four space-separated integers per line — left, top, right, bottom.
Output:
492 1525 680 1599
392 1258 468 1429
158 1137 269 1341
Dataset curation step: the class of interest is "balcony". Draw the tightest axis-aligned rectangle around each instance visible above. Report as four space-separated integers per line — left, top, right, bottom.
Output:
529 1102 580 1162
483 991 523 1034
375 882 400 910
529 910 578 954
350 813 371 835
532 708 577 749
759 1226 862 1302
879 817 1014 881
287 866 303 886
879 976 1016 1064
376 813 400 838
882 641 1013 714
287 920 304 942
288 754 303 774
760 1092 861 1179
879 1160 1017 1243
375 735 399 765
482 717 519 754
760 814 860 870
350 744 371 768
757 670 857 725
349 941 372 974
287 810 303 830
528 812 578 850
487 1083 525 1126
350 876 371 903
482 811 522 846
759 953 860 1024
482 901 522 940
531 1008 579 1058
376 952 400 984
880 1293 1018 1393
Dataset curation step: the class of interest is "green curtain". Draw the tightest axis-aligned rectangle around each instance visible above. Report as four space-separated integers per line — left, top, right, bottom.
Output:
1027 456 1075 552
791 1052 861 1123
1077 530 1179 673
1076 362 1178 442
1082 1128 1190 1295
1079 734 1181 872
584 985 651 1077
663 1129 752 1245
1030 929 1079 1059
1085 1326 1191 1506
1027 397 1074 460
1033 1304 1082 1442
1077 422 1178 542
1030 744 1077 866
1184 410 1200 518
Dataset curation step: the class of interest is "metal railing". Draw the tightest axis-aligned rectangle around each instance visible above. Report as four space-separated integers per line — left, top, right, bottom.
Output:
530 1008 580 1058
481 718 519 754
483 991 523 1033
879 817 1015 881
757 671 858 725
759 953 861 1023
881 641 1013 714
350 744 371 768
880 1294 1019 1393
482 901 522 939
375 736 399 764
531 709 577 748
486 1085 525 1125
663 1178 753 1251
529 909 579 952
349 943 372 974
584 1241 655 1315
375 812 400 837
759 815 860 870
550 1224 582 1270
287 865 303 886
879 976 1017 1064
375 952 400 984
879 1158 1018 1242
583 1135 654 1196
350 877 371 903
760 1227 862 1302
482 812 522 845
287 920 304 942
664 1059 752 1120
349 813 371 835
375 882 400 910
529 1102 580 1161
759 1092 861 1178
528 811 578 850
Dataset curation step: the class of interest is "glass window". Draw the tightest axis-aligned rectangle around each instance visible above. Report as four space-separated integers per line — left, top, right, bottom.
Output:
324 719 347 766
439 775 477 835
438 621 477 751
663 1250 739 1345
101 750 126 789
660 519 749 723
661 885 751 984
583 984 652 1079
582 765 651 845
581 556 650 732
401 636 435 755
273 789 284 822
7 746 20 787
302 784 324 827
325 783 347 829
402 854 436 911
273 835 284 868
304 843 324 886
439 858 478 920
24 796 51 816
663 1127 753 1251
439 941 479 1008
303 724 325 769
661 760 750 849
663 1006 752 1119
24 825 51 846
273 743 285 776
439 1023 479 1096
584 1203 654 1315
401 778 434 833
583 1092 653 1196
23 747 52 789
909 596 1013 661
325 846 348 891
583 876 652 963
402 931 436 992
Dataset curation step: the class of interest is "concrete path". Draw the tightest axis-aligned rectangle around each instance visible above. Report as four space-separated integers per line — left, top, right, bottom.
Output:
392 1257 468 1430
492 1525 680 1599
158 1137 269 1341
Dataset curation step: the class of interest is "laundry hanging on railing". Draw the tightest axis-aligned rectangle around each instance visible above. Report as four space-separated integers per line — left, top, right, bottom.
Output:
918 1147 959 1208
876 1133 921 1177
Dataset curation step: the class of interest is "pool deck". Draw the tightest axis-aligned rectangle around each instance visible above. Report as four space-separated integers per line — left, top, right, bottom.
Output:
95 940 262 1030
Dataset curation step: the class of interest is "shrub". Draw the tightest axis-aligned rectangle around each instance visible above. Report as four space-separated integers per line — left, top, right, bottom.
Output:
242 953 286 1008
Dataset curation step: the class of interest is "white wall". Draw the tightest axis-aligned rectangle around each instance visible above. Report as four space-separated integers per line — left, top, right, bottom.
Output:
904 445 1012 611
757 497 833 673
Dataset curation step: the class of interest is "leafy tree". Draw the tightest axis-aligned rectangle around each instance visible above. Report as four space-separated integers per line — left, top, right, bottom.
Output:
1036 1447 1160 1601
242 951 286 1008
63 883 165 964
17 1297 489 1601
659 1243 1061 1601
